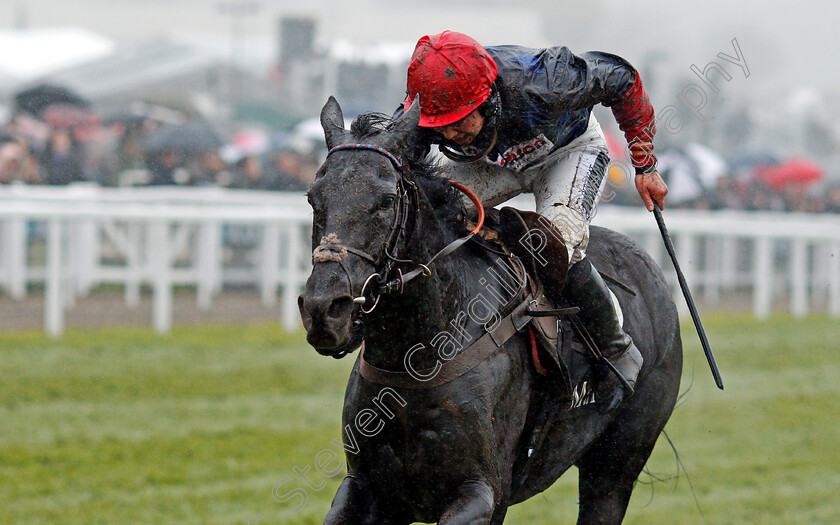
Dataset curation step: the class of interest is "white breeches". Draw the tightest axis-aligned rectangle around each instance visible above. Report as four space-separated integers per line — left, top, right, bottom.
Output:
441 115 610 264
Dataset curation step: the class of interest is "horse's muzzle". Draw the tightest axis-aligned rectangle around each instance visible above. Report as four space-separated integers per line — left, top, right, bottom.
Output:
298 292 355 355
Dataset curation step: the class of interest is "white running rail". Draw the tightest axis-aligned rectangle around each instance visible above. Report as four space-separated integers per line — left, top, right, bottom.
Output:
1 184 838 336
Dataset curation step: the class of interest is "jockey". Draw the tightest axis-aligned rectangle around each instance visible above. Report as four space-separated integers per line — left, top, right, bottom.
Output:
399 30 668 413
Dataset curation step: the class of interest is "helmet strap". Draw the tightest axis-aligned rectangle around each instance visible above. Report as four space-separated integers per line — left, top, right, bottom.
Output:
439 127 498 163
439 90 501 163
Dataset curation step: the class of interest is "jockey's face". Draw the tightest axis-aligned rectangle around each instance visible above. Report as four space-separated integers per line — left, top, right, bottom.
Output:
434 109 485 146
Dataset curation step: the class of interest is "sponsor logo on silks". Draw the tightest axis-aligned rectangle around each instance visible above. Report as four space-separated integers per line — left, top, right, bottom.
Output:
494 134 554 171
570 380 596 409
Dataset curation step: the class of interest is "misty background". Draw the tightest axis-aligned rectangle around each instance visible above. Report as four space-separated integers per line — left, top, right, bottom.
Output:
0 0 838 203
1 7 838 522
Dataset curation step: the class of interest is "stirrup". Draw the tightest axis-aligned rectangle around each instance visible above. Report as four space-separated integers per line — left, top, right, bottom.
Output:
597 344 643 413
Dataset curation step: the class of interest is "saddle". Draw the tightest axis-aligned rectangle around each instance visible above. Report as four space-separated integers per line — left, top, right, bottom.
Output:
471 206 600 409
476 207 621 492
360 206 620 406
357 206 628 492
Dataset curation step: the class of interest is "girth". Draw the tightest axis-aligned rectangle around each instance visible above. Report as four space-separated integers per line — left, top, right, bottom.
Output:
359 255 532 389
359 294 535 390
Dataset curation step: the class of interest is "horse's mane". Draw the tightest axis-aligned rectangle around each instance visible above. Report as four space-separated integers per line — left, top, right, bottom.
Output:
350 113 467 241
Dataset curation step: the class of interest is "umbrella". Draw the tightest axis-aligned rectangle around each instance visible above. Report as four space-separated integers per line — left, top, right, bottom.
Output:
683 143 728 184
231 129 269 155
14 84 89 116
754 158 823 190
143 122 225 154
658 143 728 204
102 112 150 128
727 148 781 171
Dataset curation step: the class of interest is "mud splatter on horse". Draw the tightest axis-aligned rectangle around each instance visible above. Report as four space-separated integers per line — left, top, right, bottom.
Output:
298 97 682 524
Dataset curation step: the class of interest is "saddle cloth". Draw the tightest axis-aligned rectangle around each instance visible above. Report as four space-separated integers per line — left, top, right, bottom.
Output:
470 206 626 410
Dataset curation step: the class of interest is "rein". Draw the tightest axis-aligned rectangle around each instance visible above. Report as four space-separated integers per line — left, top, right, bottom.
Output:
319 141 530 377
323 143 485 312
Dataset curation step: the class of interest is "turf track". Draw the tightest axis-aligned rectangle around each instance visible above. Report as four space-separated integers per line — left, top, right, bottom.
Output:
1 314 837 524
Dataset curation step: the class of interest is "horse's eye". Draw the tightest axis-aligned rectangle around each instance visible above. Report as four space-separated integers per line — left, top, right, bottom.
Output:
380 195 396 209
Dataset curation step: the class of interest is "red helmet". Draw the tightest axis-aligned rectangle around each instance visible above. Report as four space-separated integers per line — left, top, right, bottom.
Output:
404 31 498 128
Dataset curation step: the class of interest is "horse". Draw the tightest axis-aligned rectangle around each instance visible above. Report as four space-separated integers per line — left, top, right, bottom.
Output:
297 96 683 524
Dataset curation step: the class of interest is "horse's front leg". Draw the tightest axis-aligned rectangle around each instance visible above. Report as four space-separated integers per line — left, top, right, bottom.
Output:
323 474 364 525
323 474 408 525
324 474 398 525
438 480 497 525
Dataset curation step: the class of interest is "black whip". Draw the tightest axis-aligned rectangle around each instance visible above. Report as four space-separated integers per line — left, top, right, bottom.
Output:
653 203 724 390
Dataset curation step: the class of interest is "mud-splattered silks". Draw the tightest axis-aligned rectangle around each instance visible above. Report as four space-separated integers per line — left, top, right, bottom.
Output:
442 115 610 264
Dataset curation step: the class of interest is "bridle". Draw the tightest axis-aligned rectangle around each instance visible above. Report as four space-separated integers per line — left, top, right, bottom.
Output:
317 142 485 320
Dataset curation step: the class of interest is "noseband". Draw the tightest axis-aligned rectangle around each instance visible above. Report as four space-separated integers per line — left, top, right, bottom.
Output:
317 143 484 315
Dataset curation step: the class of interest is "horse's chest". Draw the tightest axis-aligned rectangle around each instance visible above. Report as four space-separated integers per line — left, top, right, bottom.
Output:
369 418 484 517
348 396 485 473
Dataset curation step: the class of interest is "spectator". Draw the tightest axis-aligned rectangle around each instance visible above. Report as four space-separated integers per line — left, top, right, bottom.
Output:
707 174 744 210
825 184 840 214
0 141 23 184
780 183 814 212
743 181 786 212
229 155 266 190
146 150 187 185
116 127 145 169
265 149 312 191
41 128 84 185
0 138 42 184
189 151 229 186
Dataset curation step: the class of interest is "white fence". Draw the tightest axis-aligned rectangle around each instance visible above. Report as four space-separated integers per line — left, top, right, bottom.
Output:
0 184 312 336
1 184 839 337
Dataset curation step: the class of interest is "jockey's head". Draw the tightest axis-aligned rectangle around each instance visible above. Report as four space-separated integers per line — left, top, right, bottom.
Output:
405 31 498 146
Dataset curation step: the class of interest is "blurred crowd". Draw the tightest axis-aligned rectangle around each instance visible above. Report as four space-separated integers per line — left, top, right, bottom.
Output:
3 85 839 214
0 85 319 192
605 141 840 213
0 118 318 191
669 173 840 213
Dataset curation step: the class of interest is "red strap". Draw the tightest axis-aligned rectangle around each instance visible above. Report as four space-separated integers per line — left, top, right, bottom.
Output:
610 72 657 172
529 327 548 376
450 180 484 234
395 180 484 290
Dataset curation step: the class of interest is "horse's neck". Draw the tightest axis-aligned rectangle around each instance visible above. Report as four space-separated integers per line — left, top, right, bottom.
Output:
361 198 509 372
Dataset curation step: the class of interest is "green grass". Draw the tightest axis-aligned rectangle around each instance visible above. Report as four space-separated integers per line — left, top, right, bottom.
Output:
1 315 838 524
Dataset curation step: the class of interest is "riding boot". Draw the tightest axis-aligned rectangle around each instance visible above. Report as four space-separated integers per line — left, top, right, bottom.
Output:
563 258 643 414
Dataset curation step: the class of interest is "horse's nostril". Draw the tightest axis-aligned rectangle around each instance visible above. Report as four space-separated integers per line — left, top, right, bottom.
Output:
298 294 311 323
328 297 353 320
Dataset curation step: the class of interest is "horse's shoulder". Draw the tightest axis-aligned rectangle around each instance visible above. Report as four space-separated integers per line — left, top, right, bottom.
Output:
585 224 680 357
587 226 652 273
588 225 640 254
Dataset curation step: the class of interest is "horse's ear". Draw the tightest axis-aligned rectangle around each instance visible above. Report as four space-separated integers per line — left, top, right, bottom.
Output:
386 96 421 152
320 96 349 149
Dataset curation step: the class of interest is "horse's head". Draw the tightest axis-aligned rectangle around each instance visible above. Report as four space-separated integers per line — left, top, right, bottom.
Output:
298 97 422 356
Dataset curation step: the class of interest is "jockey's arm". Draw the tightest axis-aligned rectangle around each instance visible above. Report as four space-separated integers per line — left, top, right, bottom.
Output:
607 67 667 210
566 51 668 210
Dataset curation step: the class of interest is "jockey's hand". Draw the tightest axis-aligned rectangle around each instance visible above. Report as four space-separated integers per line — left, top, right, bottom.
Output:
634 171 668 211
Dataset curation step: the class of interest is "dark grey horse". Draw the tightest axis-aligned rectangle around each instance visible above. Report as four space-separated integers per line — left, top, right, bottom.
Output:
298 97 682 524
